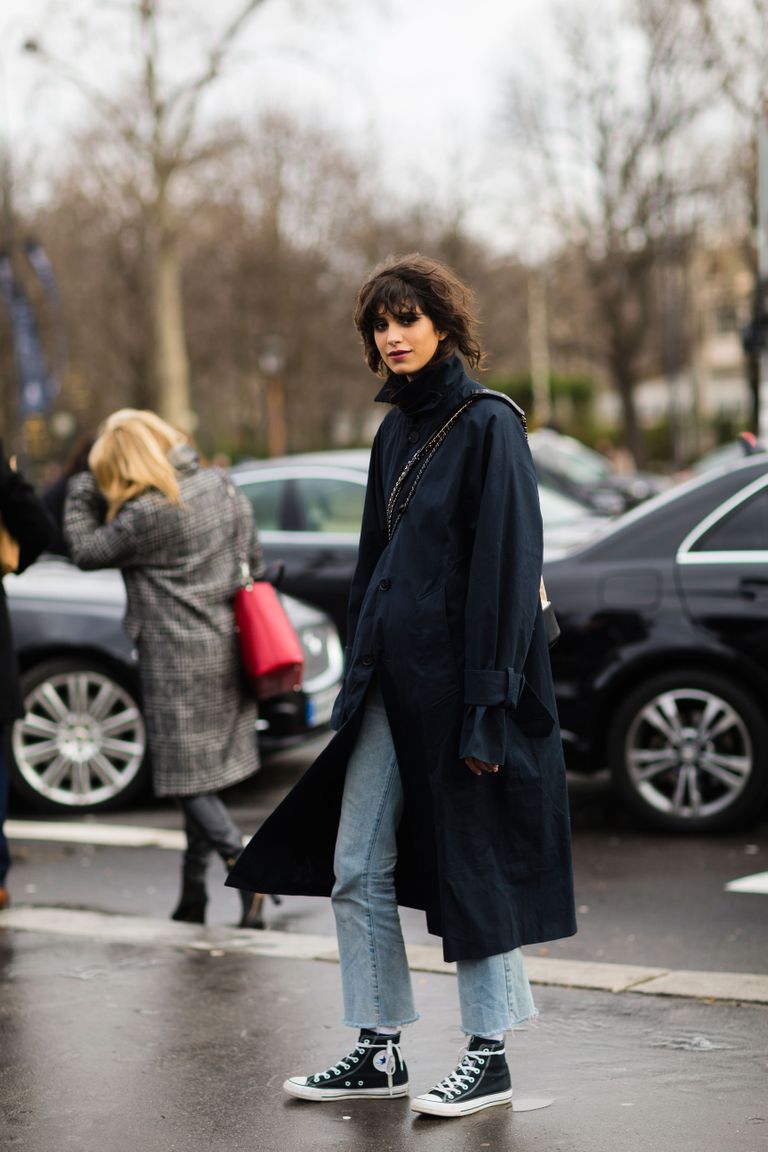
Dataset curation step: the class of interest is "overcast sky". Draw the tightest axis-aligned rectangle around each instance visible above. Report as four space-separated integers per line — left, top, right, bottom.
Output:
0 0 566 248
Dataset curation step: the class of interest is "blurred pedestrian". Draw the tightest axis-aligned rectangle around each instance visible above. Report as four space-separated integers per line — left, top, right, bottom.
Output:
64 410 266 928
41 432 101 556
229 254 577 1117
0 444 54 910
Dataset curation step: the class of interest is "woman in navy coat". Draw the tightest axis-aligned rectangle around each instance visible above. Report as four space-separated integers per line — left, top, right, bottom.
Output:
229 254 576 1118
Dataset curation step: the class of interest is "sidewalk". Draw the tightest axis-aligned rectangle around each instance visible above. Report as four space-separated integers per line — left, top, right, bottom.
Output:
2 908 767 1152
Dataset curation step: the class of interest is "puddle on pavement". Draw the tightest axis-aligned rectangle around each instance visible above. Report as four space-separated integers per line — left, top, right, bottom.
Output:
651 1033 735 1052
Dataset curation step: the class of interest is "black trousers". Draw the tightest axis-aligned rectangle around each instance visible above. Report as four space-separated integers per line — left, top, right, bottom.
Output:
175 793 243 894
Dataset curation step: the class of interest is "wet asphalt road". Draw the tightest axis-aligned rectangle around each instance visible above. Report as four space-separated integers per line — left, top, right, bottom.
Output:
2 930 767 1152
6 734 768 975
3 737 768 1151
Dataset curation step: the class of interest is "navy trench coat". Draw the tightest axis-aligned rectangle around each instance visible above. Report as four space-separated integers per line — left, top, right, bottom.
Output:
229 355 577 962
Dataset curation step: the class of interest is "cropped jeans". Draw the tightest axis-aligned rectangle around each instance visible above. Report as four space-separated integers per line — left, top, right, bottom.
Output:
331 682 537 1038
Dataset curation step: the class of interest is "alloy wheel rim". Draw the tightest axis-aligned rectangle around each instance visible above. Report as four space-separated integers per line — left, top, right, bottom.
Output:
625 688 752 820
13 671 146 808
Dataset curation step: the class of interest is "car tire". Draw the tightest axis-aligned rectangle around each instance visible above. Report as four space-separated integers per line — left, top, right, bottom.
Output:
608 667 768 833
9 658 150 815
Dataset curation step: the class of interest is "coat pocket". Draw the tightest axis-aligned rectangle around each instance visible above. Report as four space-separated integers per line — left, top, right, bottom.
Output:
411 585 459 697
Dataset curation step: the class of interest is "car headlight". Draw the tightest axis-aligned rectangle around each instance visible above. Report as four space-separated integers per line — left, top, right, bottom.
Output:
298 623 344 693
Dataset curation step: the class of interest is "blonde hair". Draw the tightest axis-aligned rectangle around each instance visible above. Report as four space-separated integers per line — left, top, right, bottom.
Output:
89 409 187 520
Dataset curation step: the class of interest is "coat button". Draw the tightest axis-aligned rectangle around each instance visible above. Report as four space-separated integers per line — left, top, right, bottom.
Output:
378 578 391 591
407 429 419 443
361 654 375 667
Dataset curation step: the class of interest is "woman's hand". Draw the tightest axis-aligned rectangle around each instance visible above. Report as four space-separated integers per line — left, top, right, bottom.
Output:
464 757 500 776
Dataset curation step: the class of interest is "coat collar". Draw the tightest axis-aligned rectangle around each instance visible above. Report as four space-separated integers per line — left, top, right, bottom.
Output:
374 355 479 420
168 442 199 475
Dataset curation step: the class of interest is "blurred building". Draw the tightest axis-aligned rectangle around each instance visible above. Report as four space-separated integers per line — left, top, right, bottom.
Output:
597 241 753 456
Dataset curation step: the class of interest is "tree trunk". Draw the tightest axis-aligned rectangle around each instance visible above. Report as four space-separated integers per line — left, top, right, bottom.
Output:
149 202 192 429
613 365 645 468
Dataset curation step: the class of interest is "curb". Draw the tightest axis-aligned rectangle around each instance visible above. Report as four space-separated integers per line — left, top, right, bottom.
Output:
2 906 767 1007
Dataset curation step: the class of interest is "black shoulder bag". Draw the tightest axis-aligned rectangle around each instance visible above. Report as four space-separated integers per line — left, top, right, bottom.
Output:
385 390 560 648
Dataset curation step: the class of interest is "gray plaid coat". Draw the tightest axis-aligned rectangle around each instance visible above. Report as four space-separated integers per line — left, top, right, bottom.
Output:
64 447 264 797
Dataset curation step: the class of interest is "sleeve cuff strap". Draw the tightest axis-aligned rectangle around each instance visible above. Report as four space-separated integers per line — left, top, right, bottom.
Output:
464 667 524 708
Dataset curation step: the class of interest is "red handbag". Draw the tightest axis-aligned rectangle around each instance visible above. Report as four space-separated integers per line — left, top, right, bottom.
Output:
235 579 304 700
226 478 304 699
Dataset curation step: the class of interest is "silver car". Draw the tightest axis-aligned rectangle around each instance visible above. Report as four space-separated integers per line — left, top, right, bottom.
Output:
7 558 343 814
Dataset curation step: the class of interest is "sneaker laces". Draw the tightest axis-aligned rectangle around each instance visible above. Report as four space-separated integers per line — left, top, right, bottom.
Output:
432 1043 505 1100
313 1040 369 1081
312 1036 401 1094
376 1038 398 1095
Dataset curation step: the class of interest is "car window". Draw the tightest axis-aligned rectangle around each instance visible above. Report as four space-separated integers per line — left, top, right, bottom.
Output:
530 434 612 484
295 477 365 533
692 489 768 552
538 486 592 526
238 479 284 530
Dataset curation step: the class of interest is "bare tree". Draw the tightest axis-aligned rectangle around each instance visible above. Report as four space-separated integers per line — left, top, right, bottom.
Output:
687 0 768 427
32 110 388 455
688 0 768 120
506 0 718 463
24 0 277 428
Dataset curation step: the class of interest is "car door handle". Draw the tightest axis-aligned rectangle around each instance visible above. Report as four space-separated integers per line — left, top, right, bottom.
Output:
738 578 768 599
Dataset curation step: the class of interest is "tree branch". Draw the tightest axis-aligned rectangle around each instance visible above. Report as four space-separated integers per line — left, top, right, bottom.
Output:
164 0 267 160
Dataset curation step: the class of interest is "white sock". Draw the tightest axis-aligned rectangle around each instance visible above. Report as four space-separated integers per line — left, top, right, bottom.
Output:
481 1032 504 1043
374 1025 400 1035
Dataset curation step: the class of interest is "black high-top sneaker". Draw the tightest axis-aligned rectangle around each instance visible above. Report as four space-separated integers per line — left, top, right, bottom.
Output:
283 1030 409 1101
411 1036 512 1117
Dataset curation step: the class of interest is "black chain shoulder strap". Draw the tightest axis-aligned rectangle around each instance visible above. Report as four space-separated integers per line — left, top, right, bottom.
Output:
385 390 528 541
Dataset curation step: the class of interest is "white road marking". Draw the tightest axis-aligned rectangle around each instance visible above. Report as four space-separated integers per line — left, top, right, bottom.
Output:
725 872 768 895
2 906 768 1007
5 820 249 852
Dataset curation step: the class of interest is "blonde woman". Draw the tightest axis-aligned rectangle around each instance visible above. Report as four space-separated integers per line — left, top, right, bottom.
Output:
64 409 265 927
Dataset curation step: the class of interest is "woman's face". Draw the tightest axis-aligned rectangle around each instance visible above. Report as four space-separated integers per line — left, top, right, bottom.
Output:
373 306 446 376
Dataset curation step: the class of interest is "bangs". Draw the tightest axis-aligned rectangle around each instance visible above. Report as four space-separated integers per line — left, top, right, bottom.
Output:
362 275 428 327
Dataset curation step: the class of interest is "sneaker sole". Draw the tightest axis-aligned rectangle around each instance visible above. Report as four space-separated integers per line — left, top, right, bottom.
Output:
411 1088 514 1117
283 1079 409 1101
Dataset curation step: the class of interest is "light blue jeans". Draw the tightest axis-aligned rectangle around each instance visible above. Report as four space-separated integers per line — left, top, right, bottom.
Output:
331 682 537 1037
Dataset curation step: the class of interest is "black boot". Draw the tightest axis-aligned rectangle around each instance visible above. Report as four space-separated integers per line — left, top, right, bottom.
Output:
170 889 207 926
171 881 208 924
284 1030 409 1101
239 890 265 929
225 849 274 930
411 1036 512 1117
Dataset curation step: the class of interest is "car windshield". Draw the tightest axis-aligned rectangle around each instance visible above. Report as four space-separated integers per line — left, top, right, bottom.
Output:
539 485 594 526
531 433 614 484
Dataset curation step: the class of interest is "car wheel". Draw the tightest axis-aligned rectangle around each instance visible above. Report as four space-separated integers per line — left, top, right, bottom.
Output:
9 658 149 814
608 668 768 832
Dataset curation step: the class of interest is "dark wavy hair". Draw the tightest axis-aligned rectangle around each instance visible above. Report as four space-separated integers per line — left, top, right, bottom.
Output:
353 253 484 376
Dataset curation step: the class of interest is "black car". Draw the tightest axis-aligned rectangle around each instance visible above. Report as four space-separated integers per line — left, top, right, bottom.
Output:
545 453 768 832
231 451 609 640
6 559 344 814
232 452 369 642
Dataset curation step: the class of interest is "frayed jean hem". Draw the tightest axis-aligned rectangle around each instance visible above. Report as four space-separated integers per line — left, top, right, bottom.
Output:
458 1006 539 1037
343 1013 420 1030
